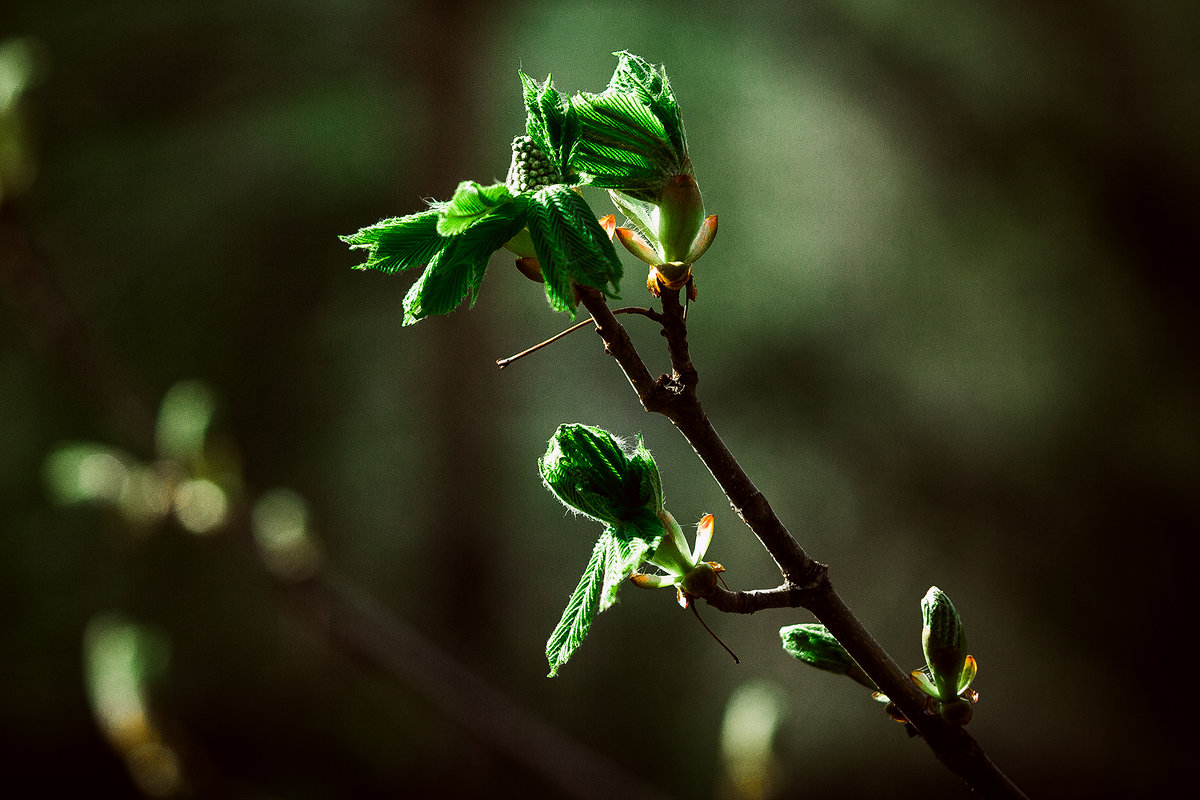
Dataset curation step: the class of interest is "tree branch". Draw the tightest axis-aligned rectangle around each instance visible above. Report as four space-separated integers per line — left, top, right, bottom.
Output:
577 286 1028 800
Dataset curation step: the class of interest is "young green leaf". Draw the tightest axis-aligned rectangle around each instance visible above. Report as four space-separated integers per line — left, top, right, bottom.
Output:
345 59 647 324
400 204 528 325
571 52 691 200
545 513 666 677
519 71 579 179
526 185 622 313
341 209 445 274
541 426 669 676
539 424 661 525
546 534 607 677
437 181 518 236
605 50 686 158
599 508 663 609
628 436 664 515
570 93 678 196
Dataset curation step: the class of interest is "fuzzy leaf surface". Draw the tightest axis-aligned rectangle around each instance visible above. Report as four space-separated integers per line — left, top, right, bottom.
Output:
400 203 528 325
341 209 444 274
571 52 690 197
437 181 519 236
546 534 608 677
520 72 580 179
599 508 664 610
539 424 659 525
605 51 686 157
526 185 622 313
545 513 665 677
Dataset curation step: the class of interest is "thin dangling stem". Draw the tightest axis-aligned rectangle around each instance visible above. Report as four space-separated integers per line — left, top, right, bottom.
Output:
496 306 662 368
689 600 740 664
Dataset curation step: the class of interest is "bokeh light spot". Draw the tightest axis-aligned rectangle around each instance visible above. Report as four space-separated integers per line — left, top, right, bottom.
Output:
172 477 228 534
252 488 321 581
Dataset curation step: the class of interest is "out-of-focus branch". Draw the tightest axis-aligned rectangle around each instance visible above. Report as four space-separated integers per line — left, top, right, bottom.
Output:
0 208 155 451
289 568 670 800
1 208 670 800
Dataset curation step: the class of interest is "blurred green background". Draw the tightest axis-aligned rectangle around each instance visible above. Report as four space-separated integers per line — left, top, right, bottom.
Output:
2 1 1197 798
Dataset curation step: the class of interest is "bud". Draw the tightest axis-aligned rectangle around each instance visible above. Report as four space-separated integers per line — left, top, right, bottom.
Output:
780 624 877 690
630 513 726 609
608 181 716 299
539 424 663 526
656 174 706 264
505 135 560 194
920 586 968 702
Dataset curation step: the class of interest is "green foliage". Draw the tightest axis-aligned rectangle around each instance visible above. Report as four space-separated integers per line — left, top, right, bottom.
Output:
545 535 607 678
526 186 622 312
780 623 877 690
539 424 663 525
545 508 664 677
341 209 444 274
519 71 580 180
540 425 669 676
398 206 528 324
436 181 523 237
571 51 690 201
341 50 704 323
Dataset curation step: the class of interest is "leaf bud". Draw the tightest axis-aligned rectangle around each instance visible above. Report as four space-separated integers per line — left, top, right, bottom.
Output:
921 586 968 702
780 623 877 690
539 424 663 527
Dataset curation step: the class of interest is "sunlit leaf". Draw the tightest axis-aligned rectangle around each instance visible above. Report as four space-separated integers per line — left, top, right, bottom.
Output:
401 202 528 325
526 185 622 313
539 424 661 525
520 71 579 178
546 534 607 677
341 209 444 274
599 508 663 610
542 426 668 676
570 52 691 198
437 180 517 236
605 50 686 157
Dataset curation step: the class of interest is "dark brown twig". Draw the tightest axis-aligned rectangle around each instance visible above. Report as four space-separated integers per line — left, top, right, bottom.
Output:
575 286 1029 800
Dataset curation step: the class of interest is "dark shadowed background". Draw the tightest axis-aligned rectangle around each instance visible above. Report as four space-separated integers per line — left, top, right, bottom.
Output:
2 1 1197 798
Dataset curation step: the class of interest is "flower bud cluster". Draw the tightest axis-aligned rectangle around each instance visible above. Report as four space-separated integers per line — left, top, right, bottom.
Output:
505 135 559 194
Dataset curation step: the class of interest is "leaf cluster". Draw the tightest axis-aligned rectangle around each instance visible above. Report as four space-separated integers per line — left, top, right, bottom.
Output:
539 424 667 676
341 52 694 323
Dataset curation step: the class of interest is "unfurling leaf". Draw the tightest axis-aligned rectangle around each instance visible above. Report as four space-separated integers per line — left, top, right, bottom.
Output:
546 535 607 677
400 203 528 325
541 425 669 676
571 51 690 202
545 512 665 677
539 424 661 525
520 71 580 179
